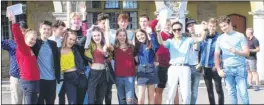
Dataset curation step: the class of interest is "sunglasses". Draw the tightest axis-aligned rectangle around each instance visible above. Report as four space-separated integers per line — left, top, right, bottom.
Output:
173 28 182 32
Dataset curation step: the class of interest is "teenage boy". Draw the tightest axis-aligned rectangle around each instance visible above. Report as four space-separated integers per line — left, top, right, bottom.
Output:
215 15 250 104
32 20 61 104
200 18 224 104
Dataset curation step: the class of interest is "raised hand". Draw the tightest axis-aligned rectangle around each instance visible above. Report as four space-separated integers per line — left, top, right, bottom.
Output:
6 10 16 23
79 2 86 14
105 19 110 31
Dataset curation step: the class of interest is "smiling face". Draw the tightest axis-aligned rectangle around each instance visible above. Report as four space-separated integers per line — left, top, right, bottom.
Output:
117 31 127 44
219 22 232 33
208 22 217 34
118 19 129 29
136 31 147 43
92 31 103 44
163 21 171 33
70 16 81 28
97 20 106 30
172 23 182 38
187 23 195 34
53 26 65 38
25 31 37 47
66 33 77 48
39 24 52 40
139 17 149 30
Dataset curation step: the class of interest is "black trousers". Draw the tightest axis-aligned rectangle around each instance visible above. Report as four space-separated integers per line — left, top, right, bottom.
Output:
58 83 66 104
87 69 107 104
105 83 113 104
37 79 56 104
203 67 224 104
64 71 87 104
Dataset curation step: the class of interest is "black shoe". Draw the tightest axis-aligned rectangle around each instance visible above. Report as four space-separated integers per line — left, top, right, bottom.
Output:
248 85 253 89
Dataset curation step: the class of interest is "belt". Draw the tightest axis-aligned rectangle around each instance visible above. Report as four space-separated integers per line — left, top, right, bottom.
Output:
171 64 189 66
139 64 154 67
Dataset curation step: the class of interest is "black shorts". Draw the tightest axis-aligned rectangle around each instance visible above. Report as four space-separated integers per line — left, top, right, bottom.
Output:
157 65 169 88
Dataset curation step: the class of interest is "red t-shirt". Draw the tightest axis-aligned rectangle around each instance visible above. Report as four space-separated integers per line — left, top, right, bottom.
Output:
12 24 40 80
156 32 173 67
114 47 136 77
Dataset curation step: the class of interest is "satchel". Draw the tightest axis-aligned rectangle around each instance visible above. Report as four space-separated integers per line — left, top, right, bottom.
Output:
105 61 116 84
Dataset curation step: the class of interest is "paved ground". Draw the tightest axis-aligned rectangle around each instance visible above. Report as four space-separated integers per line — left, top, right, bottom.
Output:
2 85 264 104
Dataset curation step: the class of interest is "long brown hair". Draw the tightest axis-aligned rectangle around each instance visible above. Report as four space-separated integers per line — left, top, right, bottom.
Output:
134 29 152 55
61 29 77 48
90 26 105 48
114 28 130 48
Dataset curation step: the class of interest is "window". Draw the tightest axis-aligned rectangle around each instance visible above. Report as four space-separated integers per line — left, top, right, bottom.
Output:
87 1 101 8
123 1 137 9
1 1 10 40
126 11 137 29
87 1 138 29
105 1 119 9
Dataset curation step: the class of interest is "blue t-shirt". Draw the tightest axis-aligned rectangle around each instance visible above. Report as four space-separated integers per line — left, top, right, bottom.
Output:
215 31 248 68
37 41 55 80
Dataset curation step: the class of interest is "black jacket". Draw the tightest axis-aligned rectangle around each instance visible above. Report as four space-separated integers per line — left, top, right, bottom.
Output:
58 45 86 73
31 39 60 83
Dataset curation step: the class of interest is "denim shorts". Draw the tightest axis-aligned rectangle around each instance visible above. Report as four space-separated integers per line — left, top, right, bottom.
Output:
137 64 158 85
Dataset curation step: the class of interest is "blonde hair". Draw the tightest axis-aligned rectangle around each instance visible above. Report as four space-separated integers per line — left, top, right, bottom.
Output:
70 12 81 20
24 29 37 38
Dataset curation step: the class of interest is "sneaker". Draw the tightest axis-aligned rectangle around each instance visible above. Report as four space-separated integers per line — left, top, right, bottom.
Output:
254 86 260 91
248 85 253 89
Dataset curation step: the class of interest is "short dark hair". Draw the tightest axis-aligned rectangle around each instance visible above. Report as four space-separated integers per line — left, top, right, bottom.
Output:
218 15 231 24
139 14 149 21
40 20 52 27
97 13 109 21
19 21 28 29
52 20 66 28
171 21 183 28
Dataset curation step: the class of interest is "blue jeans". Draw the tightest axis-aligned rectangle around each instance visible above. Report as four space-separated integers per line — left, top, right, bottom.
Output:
116 76 135 104
83 66 90 104
20 79 40 104
190 65 202 104
224 65 249 104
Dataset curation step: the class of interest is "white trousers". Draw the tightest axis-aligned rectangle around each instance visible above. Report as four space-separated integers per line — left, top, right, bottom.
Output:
10 76 23 104
166 65 191 104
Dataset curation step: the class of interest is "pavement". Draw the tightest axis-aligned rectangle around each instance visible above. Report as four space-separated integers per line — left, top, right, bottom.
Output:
1 80 264 104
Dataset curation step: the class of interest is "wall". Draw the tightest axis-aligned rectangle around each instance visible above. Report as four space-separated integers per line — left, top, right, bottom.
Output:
187 1 252 28
27 1 55 30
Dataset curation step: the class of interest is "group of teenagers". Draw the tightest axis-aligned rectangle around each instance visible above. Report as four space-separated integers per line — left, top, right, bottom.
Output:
3 5 260 104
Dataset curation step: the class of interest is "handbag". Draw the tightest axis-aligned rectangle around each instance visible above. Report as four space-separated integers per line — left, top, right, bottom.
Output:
105 61 116 84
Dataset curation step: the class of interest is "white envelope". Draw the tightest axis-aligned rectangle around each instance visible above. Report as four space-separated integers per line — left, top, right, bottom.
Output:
7 4 24 16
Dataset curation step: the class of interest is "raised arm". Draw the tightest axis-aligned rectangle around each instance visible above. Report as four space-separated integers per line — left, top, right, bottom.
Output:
150 32 160 52
7 11 30 55
80 2 88 36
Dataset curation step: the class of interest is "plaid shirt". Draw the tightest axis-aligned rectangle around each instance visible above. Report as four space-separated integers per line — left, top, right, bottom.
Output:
1 40 20 78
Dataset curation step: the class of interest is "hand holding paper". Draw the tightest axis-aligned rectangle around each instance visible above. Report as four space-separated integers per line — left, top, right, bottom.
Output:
7 4 24 16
